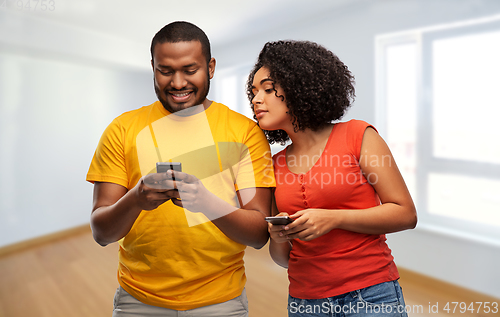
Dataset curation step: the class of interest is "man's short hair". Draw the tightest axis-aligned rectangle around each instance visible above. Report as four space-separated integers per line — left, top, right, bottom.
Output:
151 21 211 64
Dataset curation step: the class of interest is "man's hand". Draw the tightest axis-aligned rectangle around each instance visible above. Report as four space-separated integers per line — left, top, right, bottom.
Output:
91 172 180 246
168 170 236 218
136 171 180 210
165 170 271 249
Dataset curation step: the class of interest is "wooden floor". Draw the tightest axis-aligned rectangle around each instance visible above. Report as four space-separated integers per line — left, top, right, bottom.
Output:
0 227 498 317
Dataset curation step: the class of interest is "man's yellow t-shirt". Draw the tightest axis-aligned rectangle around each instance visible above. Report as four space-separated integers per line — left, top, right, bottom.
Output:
86 101 275 310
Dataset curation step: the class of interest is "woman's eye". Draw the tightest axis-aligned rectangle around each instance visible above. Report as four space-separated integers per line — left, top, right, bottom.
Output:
265 89 273 93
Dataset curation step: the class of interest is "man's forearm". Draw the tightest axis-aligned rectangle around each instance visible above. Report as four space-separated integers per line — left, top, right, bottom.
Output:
205 187 272 248
90 184 142 246
211 207 269 249
91 189 143 246
91 178 178 246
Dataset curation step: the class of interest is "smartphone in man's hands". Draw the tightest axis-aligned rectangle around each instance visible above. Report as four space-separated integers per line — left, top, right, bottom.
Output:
156 162 182 173
156 162 182 191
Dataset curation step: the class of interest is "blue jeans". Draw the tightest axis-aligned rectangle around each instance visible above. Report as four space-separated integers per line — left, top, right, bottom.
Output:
288 280 408 317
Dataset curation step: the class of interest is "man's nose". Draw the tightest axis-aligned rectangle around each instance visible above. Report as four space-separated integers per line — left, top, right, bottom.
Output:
171 73 187 89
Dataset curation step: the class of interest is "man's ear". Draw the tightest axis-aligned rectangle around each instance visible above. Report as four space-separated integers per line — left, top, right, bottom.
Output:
208 58 216 79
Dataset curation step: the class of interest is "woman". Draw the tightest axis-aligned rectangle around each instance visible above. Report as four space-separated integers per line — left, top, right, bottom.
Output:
247 40 417 317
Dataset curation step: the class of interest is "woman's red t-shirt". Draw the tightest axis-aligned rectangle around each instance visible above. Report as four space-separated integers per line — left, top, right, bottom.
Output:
273 119 399 299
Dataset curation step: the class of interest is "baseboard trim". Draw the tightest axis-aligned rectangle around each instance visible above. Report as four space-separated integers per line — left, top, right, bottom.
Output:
398 267 499 302
0 224 91 257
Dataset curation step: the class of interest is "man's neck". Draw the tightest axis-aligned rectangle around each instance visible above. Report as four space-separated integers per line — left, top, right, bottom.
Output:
173 99 212 117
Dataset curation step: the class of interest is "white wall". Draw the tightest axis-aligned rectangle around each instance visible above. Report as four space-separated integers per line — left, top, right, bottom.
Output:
0 11 156 247
2 0 500 299
211 0 500 299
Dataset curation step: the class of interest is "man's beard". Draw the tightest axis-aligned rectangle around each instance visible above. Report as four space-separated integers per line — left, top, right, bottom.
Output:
155 74 211 115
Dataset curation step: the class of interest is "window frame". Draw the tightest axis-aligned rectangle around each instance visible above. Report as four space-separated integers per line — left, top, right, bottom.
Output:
376 17 500 242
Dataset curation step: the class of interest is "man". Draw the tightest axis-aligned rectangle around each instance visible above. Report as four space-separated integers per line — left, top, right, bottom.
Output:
87 21 275 316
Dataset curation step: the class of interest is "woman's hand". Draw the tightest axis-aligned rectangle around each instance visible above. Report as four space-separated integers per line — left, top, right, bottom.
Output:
283 209 338 241
268 212 294 243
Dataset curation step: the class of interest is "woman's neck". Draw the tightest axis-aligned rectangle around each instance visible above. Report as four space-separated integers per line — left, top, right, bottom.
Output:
283 124 334 174
287 124 334 154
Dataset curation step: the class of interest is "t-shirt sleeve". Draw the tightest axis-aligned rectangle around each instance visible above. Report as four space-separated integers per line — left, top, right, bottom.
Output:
346 119 378 161
86 118 129 188
234 124 276 190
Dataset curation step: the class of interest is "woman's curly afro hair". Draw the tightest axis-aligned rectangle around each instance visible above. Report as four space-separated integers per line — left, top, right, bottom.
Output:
246 40 355 145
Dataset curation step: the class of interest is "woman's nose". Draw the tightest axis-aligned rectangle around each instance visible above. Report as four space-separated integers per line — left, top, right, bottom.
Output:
252 91 263 105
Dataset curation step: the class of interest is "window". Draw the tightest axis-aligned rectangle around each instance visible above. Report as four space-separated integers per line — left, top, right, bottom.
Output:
211 65 253 117
376 17 500 242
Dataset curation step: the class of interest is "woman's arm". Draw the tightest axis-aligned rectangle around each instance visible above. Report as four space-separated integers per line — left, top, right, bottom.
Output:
283 127 417 241
267 192 292 268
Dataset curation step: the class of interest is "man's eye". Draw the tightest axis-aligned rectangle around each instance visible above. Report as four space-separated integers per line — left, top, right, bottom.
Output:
159 70 173 76
185 69 197 75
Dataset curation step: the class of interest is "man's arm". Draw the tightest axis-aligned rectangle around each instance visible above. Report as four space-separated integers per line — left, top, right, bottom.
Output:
91 182 138 246
169 171 272 249
91 173 178 246
211 187 272 249
92 173 272 248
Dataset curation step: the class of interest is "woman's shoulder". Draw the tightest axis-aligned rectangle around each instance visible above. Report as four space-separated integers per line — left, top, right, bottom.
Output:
332 119 378 159
332 120 378 143
335 119 376 131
